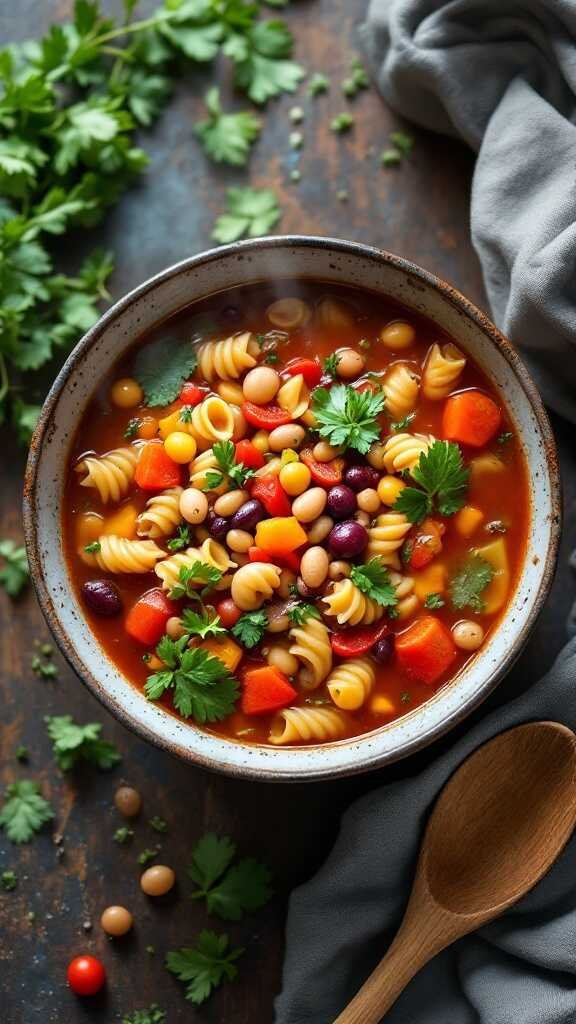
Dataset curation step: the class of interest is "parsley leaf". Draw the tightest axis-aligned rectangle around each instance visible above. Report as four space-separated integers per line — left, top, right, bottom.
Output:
391 413 415 432
394 441 469 524
0 780 53 844
180 608 225 640
231 610 268 648
168 562 223 601
133 337 197 407
212 187 281 244
84 541 101 553
196 88 260 166
0 539 29 596
390 130 415 156
287 603 320 625
312 384 385 454
145 644 239 724
45 714 121 771
450 556 494 613
308 72 330 96
210 440 254 488
122 1005 165 1024
497 431 514 446
330 112 354 133
1 870 17 891
149 816 168 833
341 58 369 98
188 833 237 893
166 931 244 1006
124 417 141 440
424 593 445 609
350 558 398 607
166 524 192 552
323 353 339 378
114 826 134 844
188 833 273 921
138 847 159 867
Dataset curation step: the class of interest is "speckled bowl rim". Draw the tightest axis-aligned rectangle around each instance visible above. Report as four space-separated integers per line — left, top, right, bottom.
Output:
23 236 561 781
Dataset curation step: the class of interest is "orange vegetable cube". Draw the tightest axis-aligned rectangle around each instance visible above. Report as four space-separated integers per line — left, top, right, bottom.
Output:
413 563 447 602
454 505 484 538
396 616 457 685
75 511 103 548
199 636 243 673
102 504 138 539
442 390 501 448
370 695 396 716
255 516 308 555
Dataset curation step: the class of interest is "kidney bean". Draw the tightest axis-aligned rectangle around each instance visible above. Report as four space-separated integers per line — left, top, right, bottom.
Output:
326 485 357 520
230 498 266 532
328 520 368 558
81 580 122 617
372 635 395 665
345 465 380 492
206 511 229 539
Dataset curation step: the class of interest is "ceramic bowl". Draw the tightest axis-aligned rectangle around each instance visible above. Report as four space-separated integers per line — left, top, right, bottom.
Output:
23 237 560 781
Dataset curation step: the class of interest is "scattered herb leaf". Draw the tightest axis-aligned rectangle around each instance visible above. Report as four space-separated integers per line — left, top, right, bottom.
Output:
145 640 239 724
212 187 281 244
393 441 469 524
195 88 260 166
1 870 17 892
114 826 134 844
312 384 385 454
330 112 354 133
232 610 268 648
450 556 494 613
424 593 445 609
188 833 273 921
0 540 29 597
287 603 321 625
350 558 398 607
167 524 192 552
0 780 53 844
45 715 121 771
166 930 244 1006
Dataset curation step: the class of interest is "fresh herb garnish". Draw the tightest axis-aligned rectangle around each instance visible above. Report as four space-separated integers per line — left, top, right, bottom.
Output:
122 1005 166 1024
84 541 101 554
114 826 134 845
341 58 369 98
45 714 121 771
263 350 279 364
393 441 469 524
212 187 281 244
0 540 29 597
124 417 141 440
195 88 260 166
450 556 494 613
486 520 508 534
0 780 53 844
168 563 223 601
232 610 268 648
400 690 411 704
287 603 321 625
31 653 58 680
390 130 415 156
138 848 159 867
180 608 226 640
1 870 17 892
144 638 239 724
497 431 514 446
391 413 415 432
330 112 354 133
312 384 385 454
167 524 192 552
212 440 255 489
179 405 194 423
166 931 244 1006
424 593 445 609
350 558 398 607
188 832 273 921
381 149 402 167
15 745 29 763
134 338 198 407
323 353 339 378
149 816 168 834
308 72 330 96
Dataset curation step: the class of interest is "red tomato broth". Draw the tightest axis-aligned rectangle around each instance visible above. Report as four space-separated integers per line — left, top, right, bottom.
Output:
62 280 530 746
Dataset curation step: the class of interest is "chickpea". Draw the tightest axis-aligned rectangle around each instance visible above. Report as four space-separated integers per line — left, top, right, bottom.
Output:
242 366 280 404
137 416 158 440
140 865 175 897
230 405 247 442
292 487 327 523
114 786 141 818
164 431 197 464
336 348 366 380
214 489 248 517
217 381 244 405
355 510 371 527
179 487 208 525
356 488 379 514
279 462 311 496
307 515 334 544
100 906 133 937
166 616 186 640
110 377 143 409
329 560 351 581
251 430 270 454
379 320 416 351
267 645 299 676
267 297 310 330
452 621 485 651
313 441 342 462
300 546 329 589
268 423 306 452
377 475 406 506
226 529 254 553
367 443 387 471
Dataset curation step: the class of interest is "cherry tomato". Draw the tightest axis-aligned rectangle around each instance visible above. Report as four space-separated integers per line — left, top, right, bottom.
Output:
242 401 292 430
67 955 106 996
216 597 242 629
299 448 345 487
284 357 322 388
179 382 206 405
248 546 272 563
330 622 391 658
235 439 266 470
250 475 292 517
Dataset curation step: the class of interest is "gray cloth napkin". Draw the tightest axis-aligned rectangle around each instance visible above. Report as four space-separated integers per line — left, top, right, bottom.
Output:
276 3 576 1021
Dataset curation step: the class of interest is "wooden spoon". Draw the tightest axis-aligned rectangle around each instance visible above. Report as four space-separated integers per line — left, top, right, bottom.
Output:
335 721 576 1024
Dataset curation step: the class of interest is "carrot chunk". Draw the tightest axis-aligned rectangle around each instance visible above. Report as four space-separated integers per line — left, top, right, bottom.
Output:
134 441 182 490
241 666 297 716
396 615 457 685
125 588 177 645
442 390 501 448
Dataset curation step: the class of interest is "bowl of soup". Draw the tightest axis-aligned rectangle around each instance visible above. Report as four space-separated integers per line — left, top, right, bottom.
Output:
23 237 560 780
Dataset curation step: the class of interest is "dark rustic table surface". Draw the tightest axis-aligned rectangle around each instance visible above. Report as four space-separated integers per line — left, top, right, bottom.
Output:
1 2 575 1022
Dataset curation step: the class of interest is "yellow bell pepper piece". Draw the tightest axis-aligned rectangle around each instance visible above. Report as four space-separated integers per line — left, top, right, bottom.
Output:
158 409 193 440
370 695 396 716
474 538 510 615
255 516 308 554
413 562 447 601
454 505 484 538
280 448 299 467
102 504 138 539
199 637 243 673
75 511 104 548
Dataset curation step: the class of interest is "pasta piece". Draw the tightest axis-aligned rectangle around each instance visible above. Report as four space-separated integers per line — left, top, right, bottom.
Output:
188 448 227 494
155 539 236 591
327 658 376 711
231 561 282 611
389 570 420 620
136 486 183 539
197 332 260 382
81 536 164 573
277 374 309 418
189 396 235 445
422 343 466 400
75 446 140 504
366 512 411 565
289 617 333 690
382 364 419 420
322 579 384 626
383 432 435 474
270 706 347 745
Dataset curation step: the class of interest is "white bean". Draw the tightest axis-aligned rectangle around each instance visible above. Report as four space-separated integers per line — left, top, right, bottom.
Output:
336 348 366 380
357 488 380 513
179 488 208 525
329 560 351 581
300 546 329 589
242 366 280 404
452 620 485 651
292 487 327 523
226 529 253 553
307 515 334 544
214 489 248 517
268 423 306 451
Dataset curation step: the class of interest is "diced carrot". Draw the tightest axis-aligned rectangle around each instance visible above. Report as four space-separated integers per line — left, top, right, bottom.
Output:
254 516 308 555
102 503 138 539
241 666 297 716
198 636 243 673
442 390 501 448
370 695 396 716
125 588 177 645
396 616 457 685
454 505 484 538
134 441 182 491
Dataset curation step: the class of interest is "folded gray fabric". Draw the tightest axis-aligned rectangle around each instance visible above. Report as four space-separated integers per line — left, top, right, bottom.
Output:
362 0 576 423
275 638 576 1024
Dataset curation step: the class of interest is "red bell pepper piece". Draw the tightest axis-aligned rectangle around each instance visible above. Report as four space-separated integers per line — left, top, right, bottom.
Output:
250 474 292 517
242 401 292 430
179 382 206 405
330 621 391 658
273 549 301 572
125 588 177 646
134 441 182 491
248 546 272 563
241 666 297 715
299 448 345 487
284 357 322 388
235 439 266 470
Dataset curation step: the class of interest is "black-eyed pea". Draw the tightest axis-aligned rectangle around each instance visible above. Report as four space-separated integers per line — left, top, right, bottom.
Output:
214 489 249 517
452 620 485 651
307 515 334 544
367 443 387 470
313 441 343 462
278 569 297 599
357 488 380 514
300 546 329 589
226 529 253 554
335 348 366 380
242 366 280 404
329 560 351 581
166 616 186 640
292 487 327 523
268 423 306 451
217 381 244 405
266 645 299 676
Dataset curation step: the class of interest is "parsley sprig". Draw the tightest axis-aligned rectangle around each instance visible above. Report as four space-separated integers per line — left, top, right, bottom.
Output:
122 1006 165 1024
180 608 226 641
450 556 494 613
203 439 255 491
195 87 260 166
144 637 239 723
45 714 121 771
287 603 320 625
350 558 398 607
188 832 273 921
393 441 469 524
168 562 223 601
231 610 268 648
166 931 244 1006
311 384 386 454
0 780 53 844
0 539 29 597
167 524 192 552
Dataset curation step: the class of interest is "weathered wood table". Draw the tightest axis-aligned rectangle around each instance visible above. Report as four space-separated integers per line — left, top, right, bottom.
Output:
1 2 574 1021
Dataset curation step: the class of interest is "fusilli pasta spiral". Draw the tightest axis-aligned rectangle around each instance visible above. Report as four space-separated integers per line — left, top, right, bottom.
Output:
197 331 260 382
322 579 384 626
75 446 140 504
366 512 411 564
189 448 227 494
231 561 282 611
389 570 419 620
382 364 419 420
155 539 236 591
269 706 347 745
289 617 332 690
277 373 309 418
383 432 436 473
136 486 183 538
189 396 235 445
82 536 164 573
422 343 466 400
326 658 375 710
